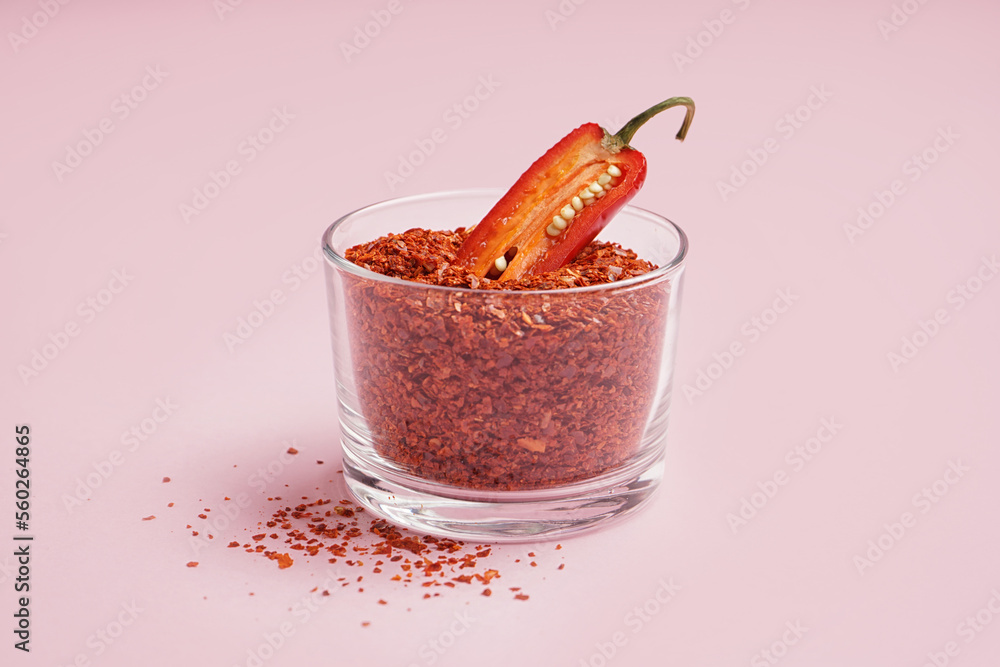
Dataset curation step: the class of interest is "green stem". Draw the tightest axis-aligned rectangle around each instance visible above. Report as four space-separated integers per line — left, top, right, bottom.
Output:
612 96 695 147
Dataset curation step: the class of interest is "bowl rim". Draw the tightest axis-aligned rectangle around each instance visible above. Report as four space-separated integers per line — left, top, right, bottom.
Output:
321 188 688 295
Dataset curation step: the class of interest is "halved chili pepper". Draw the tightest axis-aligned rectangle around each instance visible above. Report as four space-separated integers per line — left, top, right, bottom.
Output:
457 96 695 282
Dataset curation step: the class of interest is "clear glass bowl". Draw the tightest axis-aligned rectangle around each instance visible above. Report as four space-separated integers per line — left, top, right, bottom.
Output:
322 189 687 541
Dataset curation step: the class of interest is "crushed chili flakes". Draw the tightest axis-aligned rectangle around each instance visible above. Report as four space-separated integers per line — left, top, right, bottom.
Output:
343 228 669 489
186 562 198 568
142 515 156 521
162 477 171 483
186 494 565 603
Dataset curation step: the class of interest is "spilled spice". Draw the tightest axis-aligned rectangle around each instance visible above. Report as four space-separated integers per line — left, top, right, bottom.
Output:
187 493 561 602
343 228 670 490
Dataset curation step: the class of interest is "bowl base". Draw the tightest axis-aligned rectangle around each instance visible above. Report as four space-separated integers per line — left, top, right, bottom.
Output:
342 447 664 543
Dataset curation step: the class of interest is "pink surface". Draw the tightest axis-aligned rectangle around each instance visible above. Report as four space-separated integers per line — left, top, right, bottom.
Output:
3 1 999 665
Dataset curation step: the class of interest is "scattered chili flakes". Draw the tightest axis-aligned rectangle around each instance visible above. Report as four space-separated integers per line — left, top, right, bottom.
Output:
167 503 174 508
186 562 198 568
287 447 299 455
362 621 370 627
514 593 530 601
186 493 567 601
142 515 156 521
162 477 171 483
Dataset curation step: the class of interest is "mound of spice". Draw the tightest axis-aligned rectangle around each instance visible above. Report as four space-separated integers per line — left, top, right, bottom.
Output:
347 227 658 290
341 227 671 490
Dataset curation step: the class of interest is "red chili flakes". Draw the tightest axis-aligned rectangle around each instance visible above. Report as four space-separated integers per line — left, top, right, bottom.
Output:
142 515 156 521
558 564 565 570
167 503 174 508
186 562 198 568
478 569 500 584
287 447 299 455
190 493 566 604
514 593 530 601
162 477 171 483
343 228 666 490
197 514 208 519
361 621 370 627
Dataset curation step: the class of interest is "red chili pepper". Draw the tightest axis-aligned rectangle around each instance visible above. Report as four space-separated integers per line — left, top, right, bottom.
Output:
457 97 695 282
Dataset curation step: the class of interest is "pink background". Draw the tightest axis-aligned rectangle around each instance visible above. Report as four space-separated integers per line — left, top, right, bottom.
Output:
3 1 999 665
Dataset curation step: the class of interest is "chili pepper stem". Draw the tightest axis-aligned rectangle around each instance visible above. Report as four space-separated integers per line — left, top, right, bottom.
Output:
605 96 695 151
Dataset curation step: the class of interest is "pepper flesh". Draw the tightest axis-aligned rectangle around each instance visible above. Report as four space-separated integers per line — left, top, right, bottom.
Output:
457 97 694 282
